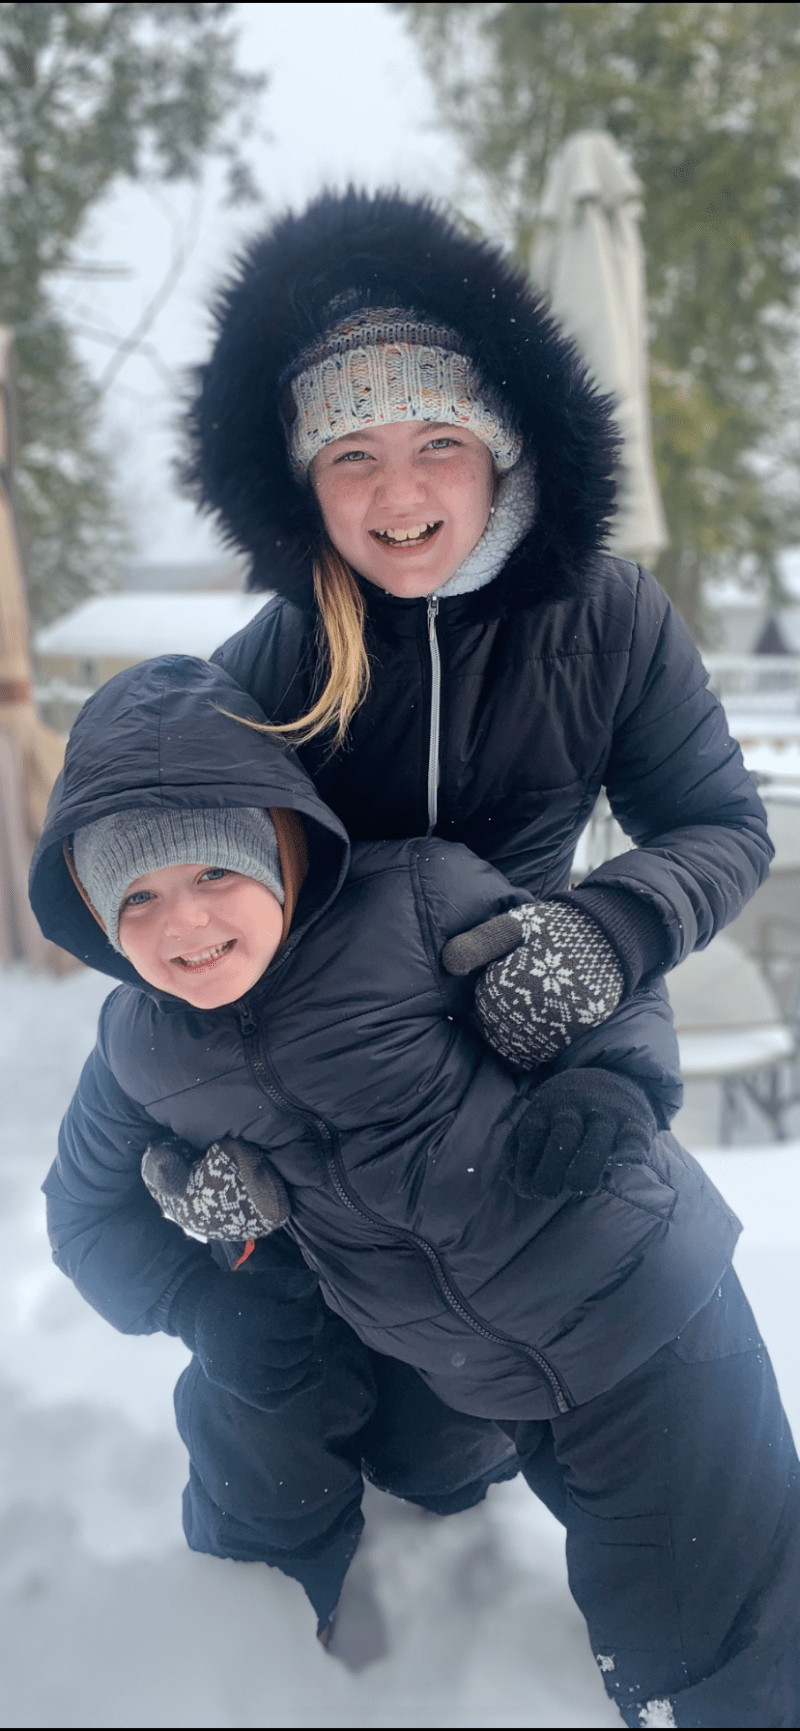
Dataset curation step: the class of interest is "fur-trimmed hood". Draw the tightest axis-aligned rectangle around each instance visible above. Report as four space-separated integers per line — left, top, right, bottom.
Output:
184 188 620 608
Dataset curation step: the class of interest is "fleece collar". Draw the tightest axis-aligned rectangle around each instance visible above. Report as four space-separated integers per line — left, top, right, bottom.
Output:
434 458 537 599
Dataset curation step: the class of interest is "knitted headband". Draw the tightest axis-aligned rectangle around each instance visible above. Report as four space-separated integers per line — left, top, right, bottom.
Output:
282 306 524 475
72 806 284 955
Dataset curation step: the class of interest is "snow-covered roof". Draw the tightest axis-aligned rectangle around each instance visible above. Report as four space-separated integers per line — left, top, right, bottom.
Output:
118 559 247 592
704 579 766 612
34 591 271 659
772 607 800 652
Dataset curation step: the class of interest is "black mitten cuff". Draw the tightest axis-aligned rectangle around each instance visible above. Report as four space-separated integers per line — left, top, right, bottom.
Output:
166 1268 215 1354
554 885 669 995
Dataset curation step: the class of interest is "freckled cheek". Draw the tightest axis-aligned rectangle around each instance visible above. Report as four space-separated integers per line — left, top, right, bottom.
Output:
317 496 361 550
459 454 492 497
318 473 365 517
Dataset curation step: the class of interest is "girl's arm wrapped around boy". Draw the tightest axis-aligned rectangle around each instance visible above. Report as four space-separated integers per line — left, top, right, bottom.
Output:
415 840 680 1201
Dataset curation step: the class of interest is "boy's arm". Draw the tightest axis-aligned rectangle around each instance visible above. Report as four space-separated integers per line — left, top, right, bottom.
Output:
46 1034 326 1407
44 1041 212 1335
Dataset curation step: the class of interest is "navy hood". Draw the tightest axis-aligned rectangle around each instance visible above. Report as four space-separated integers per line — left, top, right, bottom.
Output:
29 655 350 987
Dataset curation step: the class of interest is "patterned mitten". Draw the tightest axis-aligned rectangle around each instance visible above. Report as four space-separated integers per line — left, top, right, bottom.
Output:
511 1069 657 1198
443 902 624 1068
141 1136 290 1241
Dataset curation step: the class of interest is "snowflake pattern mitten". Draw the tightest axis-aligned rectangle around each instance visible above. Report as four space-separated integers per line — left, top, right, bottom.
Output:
472 902 625 1068
141 1136 290 1241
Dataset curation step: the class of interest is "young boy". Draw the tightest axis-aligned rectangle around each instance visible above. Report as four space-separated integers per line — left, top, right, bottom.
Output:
30 652 800 1728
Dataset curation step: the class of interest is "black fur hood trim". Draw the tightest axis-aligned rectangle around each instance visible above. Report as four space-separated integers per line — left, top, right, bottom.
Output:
184 188 620 608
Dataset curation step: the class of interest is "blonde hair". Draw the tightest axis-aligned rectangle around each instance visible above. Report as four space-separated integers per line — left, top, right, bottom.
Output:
251 540 370 749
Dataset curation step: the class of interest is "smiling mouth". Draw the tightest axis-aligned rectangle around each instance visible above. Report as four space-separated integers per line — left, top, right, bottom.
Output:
174 940 234 971
370 521 442 549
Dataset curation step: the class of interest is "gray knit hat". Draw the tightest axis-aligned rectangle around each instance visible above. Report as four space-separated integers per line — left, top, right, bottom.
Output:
72 806 283 954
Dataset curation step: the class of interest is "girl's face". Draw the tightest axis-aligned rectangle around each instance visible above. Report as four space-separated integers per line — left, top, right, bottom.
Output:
311 420 495 598
118 863 284 1008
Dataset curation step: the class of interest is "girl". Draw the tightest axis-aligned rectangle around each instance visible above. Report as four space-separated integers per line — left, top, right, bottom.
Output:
178 184 778 1680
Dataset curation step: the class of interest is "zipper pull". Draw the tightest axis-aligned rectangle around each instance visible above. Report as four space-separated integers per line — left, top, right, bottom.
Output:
427 594 439 634
237 999 257 1038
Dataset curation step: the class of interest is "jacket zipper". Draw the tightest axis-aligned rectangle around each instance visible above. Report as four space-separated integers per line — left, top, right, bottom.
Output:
238 1007 571 1415
426 595 441 835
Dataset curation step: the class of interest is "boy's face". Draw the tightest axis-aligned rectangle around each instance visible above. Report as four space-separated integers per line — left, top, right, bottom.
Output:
117 863 284 1008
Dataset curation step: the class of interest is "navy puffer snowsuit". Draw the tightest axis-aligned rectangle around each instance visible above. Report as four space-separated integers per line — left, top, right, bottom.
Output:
32 655 738 1418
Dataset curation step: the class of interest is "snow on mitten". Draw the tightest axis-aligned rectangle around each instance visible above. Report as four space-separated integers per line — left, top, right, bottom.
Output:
443 902 624 1069
141 1136 290 1241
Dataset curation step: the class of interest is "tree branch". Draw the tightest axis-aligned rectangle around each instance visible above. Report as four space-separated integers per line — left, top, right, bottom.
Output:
95 187 203 395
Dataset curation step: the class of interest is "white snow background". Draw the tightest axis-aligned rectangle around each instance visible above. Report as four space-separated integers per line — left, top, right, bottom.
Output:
1 964 799 1729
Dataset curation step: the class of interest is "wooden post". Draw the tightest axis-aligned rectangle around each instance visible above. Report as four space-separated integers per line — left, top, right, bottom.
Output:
0 327 77 970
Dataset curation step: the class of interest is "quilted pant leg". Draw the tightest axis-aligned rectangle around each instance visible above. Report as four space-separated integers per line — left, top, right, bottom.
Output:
506 1267 800 1728
175 1312 375 1628
176 1309 517 1628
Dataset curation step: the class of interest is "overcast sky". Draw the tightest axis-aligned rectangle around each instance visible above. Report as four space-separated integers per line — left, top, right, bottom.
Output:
54 3 466 566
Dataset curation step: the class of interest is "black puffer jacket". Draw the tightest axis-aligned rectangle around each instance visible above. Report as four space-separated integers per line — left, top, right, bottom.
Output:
31 658 739 1422
185 191 771 981
215 563 769 979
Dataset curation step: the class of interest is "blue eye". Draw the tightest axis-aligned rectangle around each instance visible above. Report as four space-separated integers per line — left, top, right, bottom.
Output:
427 437 459 450
123 890 152 908
335 449 371 463
201 868 229 881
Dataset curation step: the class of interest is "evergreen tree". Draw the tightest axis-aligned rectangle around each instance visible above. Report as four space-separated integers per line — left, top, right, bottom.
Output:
0 2 264 623
395 1 800 639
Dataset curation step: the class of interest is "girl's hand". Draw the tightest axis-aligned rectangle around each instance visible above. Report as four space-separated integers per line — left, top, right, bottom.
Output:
443 902 624 1068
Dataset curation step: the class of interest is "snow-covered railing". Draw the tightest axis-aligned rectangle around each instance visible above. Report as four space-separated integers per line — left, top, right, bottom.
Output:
571 793 634 881
34 677 94 707
704 655 800 700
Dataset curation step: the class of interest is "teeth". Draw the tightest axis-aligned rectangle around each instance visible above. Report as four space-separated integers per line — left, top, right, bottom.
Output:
376 522 439 544
177 941 232 968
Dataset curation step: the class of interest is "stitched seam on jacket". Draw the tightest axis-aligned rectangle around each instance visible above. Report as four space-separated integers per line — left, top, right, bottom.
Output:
138 1060 248 1109
409 843 450 1009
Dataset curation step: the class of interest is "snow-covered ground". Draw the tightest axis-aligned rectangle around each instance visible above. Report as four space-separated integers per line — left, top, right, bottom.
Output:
1 966 799 1729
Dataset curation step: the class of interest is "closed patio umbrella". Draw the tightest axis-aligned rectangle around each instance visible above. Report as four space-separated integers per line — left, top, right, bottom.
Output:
0 327 75 970
531 129 667 565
